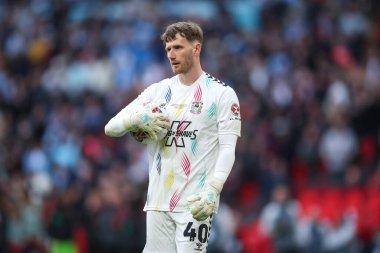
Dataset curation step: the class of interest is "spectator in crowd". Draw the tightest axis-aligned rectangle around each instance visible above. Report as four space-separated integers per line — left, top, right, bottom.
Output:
297 207 358 253
259 184 300 253
319 107 358 184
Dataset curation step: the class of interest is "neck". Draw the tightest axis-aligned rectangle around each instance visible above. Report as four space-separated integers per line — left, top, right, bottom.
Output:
179 64 203 86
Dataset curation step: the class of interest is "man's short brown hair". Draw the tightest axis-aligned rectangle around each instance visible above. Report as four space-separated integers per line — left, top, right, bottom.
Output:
161 21 203 43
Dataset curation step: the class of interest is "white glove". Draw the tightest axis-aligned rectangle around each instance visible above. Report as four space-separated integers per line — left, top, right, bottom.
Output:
187 177 224 221
123 104 170 141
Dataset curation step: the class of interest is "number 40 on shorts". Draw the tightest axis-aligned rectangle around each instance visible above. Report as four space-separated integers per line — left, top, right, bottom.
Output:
183 222 210 243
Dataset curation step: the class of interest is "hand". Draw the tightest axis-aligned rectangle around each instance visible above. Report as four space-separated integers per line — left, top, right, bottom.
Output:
187 178 224 221
124 104 170 141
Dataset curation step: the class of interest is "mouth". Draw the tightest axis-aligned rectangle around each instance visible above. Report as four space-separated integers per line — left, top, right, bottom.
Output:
171 62 180 67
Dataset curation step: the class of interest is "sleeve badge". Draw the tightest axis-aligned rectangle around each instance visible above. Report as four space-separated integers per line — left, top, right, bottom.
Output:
231 103 240 116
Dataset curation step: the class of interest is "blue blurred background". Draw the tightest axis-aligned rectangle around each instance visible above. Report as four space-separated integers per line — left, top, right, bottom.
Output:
1 0 380 253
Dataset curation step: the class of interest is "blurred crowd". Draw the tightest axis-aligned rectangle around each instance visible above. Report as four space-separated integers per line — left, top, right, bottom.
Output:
0 0 380 252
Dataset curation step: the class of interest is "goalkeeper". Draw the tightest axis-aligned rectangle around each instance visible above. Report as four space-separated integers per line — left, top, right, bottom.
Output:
105 21 241 253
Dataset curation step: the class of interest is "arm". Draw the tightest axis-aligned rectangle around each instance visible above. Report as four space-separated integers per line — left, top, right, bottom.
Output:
213 134 238 183
104 105 137 137
187 134 238 221
104 83 170 139
105 103 170 140
188 86 241 221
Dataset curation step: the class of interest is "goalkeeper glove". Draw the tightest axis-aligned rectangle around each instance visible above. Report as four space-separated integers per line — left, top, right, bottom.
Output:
187 177 224 221
123 104 170 141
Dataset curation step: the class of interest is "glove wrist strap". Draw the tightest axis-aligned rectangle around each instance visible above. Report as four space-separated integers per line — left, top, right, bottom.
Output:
122 114 137 132
209 177 224 195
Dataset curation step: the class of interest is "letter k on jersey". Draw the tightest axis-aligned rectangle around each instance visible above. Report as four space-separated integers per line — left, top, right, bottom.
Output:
165 121 198 147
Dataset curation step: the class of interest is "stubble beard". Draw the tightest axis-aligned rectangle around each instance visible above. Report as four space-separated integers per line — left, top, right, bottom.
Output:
172 57 193 75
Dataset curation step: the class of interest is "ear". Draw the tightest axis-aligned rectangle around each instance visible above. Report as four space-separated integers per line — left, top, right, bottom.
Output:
193 42 202 56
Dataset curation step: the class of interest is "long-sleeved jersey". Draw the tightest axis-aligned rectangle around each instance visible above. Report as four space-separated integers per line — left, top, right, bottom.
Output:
107 72 241 212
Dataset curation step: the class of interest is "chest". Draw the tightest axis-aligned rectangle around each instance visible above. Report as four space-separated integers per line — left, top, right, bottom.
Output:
165 85 217 126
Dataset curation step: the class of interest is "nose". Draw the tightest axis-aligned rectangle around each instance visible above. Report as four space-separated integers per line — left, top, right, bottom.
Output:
168 50 176 60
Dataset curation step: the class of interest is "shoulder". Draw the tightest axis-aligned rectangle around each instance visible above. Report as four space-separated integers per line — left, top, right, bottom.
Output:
143 78 175 103
204 72 236 93
205 72 228 87
153 77 171 87
147 77 173 91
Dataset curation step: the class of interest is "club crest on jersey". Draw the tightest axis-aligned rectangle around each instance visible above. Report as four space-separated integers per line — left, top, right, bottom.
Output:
190 101 203 114
231 103 240 116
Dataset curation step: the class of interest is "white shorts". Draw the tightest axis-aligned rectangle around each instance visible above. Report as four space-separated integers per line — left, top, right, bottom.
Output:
143 211 213 253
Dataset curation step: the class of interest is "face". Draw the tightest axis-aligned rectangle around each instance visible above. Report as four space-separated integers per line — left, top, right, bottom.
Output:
165 33 200 74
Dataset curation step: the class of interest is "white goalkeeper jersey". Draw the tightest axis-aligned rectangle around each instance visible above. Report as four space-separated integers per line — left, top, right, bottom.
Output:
130 72 241 212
